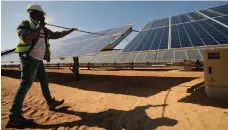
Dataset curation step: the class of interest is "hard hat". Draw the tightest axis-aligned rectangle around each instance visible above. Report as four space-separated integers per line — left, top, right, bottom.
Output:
27 4 46 15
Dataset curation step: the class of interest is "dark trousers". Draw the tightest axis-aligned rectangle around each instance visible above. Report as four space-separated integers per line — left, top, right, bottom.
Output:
9 54 52 117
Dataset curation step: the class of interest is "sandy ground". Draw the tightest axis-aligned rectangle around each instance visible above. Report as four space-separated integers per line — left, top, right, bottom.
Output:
1 67 228 130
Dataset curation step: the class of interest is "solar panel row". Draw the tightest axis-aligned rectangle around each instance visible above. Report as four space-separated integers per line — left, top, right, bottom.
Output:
3 47 228 65
71 47 228 63
123 15 228 52
122 4 228 53
66 47 227 63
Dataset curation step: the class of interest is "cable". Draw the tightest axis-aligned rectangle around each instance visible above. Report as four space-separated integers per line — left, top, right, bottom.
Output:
46 23 112 36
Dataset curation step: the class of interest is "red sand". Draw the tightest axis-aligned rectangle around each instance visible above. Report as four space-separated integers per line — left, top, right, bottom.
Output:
1 68 228 130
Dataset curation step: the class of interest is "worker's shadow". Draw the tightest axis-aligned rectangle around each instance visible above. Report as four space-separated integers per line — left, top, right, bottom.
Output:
12 105 177 130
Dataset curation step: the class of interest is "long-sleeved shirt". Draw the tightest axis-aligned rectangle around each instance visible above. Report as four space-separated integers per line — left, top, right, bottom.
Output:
17 18 74 44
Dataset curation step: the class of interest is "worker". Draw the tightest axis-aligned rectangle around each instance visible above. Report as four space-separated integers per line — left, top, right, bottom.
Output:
6 4 77 127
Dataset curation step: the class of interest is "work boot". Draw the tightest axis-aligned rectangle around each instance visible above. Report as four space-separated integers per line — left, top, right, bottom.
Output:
6 115 35 128
48 98 64 111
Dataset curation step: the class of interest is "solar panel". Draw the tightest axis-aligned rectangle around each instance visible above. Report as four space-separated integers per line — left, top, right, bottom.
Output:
174 50 187 61
106 55 118 63
144 52 156 61
118 53 130 63
51 25 132 57
186 49 202 60
112 54 122 63
105 50 120 63
134 51 147 63
156 51 163 61
163 51 174 61
125 53 138 63
1 52 19 63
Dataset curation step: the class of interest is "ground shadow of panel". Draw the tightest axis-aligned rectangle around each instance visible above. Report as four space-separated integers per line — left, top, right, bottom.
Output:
5 105 178 130
179 84 228 109
1 69 195 97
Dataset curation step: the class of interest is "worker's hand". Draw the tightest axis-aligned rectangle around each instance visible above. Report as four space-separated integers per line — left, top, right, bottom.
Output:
70 28 78 31
39 16 46 28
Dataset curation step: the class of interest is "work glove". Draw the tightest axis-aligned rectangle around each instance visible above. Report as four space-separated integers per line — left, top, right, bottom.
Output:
70 28 78 31
68 28 78 34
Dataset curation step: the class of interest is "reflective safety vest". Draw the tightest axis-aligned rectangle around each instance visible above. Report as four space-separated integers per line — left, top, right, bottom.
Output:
15 19 50 60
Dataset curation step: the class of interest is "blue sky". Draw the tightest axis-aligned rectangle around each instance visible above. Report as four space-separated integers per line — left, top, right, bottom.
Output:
2 1 228 51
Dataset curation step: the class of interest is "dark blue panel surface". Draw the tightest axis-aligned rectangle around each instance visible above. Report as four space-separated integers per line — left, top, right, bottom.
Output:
210 4 228 15
135 29 154 51
122 31 148 52
159 27 169 49
171 25 181 48
141 29 159 50
190 21 219 45
150 28 164 50
199 19 228 45
123 26 169 52
177 24 192 47
214 16 228 26
184 23 205 47
188 12 205 20
171 16 182 25
199 10 221 17
122 4 228 53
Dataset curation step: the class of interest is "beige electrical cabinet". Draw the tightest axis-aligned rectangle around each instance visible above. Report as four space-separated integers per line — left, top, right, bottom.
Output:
204 49 228 99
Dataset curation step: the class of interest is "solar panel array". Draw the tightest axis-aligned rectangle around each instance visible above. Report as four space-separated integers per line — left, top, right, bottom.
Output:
1 52 19 63
79 47 228 63
122 4 228 53
3 46 228 65
51 25 132 58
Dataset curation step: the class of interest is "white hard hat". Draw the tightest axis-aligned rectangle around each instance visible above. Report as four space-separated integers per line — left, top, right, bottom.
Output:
27 4 46 15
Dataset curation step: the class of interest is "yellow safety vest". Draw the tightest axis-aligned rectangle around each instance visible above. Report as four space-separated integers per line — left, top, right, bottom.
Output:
15 19 51 61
